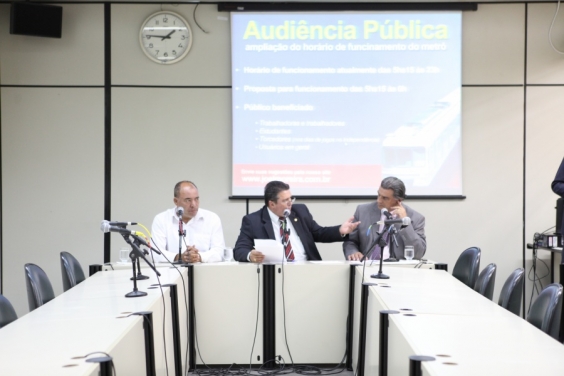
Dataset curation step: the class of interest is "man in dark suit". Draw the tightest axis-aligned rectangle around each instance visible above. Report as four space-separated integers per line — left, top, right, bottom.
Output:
552 157 564 236
233 181 360 263
343 176 426 261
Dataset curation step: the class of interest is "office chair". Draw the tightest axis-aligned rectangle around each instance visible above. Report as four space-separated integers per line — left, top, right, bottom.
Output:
452 247 481 288
474 263 496 300
0 294 17 328
24 263 55 311
527 283 563 340
498 268 525 316
60 251 86 291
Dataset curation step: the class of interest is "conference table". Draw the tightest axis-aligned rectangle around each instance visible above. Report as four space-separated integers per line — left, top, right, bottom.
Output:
0 266 188 375
357 267 564 375
1 259 563 375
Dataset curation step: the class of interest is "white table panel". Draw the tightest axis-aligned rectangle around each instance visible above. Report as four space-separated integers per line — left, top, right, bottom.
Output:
192 262 264 365
274 262 349 364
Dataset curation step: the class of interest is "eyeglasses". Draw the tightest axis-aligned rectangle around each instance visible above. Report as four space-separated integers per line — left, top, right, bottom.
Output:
280 196 296 205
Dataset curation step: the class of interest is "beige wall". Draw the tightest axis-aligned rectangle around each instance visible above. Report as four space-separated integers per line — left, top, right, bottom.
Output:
1 3 563 318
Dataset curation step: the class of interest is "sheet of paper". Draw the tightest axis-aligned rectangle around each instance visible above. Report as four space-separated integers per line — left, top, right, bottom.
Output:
254 239 285 263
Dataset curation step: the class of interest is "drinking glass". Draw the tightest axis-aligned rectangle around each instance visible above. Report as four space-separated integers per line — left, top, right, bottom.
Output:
404 246 414 261
119 247 130 263
224 247 233 262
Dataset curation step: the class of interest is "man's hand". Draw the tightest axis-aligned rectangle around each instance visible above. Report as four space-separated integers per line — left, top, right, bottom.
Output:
347 252 364 261
249 249 265 263
339 216 360 235
390 202 407 219
182 245 202 263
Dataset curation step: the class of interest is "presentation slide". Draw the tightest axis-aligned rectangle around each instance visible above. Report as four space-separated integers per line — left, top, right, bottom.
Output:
231 11 462 197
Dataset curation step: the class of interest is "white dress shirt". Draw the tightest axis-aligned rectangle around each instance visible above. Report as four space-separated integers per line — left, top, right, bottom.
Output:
267 208 307 261
151 207 225 263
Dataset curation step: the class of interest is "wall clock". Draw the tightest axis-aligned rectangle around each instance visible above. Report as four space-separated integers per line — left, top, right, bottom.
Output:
139 11 193 64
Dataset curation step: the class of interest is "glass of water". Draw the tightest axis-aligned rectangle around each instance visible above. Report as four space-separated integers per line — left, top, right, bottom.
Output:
404 246 414 261
119 247 130 263
224 247 233 262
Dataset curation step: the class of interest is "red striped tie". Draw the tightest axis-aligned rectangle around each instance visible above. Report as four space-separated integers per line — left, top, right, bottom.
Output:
279 218 294 261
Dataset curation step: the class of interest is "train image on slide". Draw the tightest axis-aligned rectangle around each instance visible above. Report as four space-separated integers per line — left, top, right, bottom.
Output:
381 89 460 187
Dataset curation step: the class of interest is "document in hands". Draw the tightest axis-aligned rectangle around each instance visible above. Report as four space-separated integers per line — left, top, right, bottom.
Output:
254 239 285 263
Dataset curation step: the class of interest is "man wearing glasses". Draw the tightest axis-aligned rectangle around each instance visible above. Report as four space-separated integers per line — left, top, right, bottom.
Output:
233 180 360 263
343 176 426 261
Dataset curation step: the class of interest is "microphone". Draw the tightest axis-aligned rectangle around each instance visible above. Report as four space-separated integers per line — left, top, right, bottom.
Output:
283 209 290 219
101 220 136 235
376 217 411 226
106 221 137 227
176 207 184 217
100 221 161 254
381 208 392 219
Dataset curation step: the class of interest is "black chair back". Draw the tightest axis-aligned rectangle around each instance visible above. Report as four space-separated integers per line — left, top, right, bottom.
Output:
60 252 86 291
24 263 55 311
474 263 497 300
0 294 17 328
527 283 563 340
452 247 481 288
498 268 525 315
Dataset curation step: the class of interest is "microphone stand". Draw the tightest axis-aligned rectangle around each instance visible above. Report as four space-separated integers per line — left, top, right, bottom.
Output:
358 223 392 279
121 233 161 298
174 214 187 265
384 225 399 262
130 236 149 281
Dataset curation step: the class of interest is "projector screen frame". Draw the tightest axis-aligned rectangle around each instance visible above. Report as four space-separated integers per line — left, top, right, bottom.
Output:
230 8 466 198
219 2 478 13
229 195 467 200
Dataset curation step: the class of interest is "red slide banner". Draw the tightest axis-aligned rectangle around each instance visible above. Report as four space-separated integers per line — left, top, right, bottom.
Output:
233 164 381 188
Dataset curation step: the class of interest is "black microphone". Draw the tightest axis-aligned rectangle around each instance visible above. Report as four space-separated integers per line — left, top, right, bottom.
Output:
376 217 411 226
382 208 392 220
283 209 290 219
176 207 184 217
107 221 137 226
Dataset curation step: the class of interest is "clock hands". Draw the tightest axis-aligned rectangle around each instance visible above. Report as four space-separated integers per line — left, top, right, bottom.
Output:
145 30 177 41
161 30 176 41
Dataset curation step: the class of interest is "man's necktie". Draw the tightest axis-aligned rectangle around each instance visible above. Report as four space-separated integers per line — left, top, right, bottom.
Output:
279 218 294 261
371 213 389 260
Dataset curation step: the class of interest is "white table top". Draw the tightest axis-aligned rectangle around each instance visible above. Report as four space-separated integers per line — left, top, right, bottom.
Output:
0 267 187 375
361 267 564 375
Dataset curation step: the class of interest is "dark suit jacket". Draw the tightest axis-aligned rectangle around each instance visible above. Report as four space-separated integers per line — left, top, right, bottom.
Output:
552 157 564 234
233 204 344 262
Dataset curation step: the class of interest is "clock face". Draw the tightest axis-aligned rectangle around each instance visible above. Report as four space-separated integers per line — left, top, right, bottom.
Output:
139 11 193 64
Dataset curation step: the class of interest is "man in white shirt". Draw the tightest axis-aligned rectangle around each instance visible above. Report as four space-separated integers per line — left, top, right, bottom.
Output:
151 181 225 263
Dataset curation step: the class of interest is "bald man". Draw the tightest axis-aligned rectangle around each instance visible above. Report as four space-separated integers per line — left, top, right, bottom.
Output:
151 181 225 263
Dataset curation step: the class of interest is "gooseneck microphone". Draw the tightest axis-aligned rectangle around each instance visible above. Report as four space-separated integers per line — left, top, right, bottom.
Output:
382 208 392 219
176 207 184 217
100 220 161 254
283 209 291 219
101 220 136 234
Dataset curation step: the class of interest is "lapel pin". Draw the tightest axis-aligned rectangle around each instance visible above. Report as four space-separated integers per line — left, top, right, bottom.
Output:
294 218 298 222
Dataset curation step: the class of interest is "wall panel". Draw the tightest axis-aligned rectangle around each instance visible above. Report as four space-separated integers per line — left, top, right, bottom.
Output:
111 4 231 86
463 4 525 85
528 3 564 84
0 4 104 86
1 87 104 316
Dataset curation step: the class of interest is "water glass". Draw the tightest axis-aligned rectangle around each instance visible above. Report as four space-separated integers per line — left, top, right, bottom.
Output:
224 247 233 262
119 247 130 263
404 246 414 261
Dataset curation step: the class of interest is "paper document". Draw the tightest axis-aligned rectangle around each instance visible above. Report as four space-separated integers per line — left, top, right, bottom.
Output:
254 239 285 263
